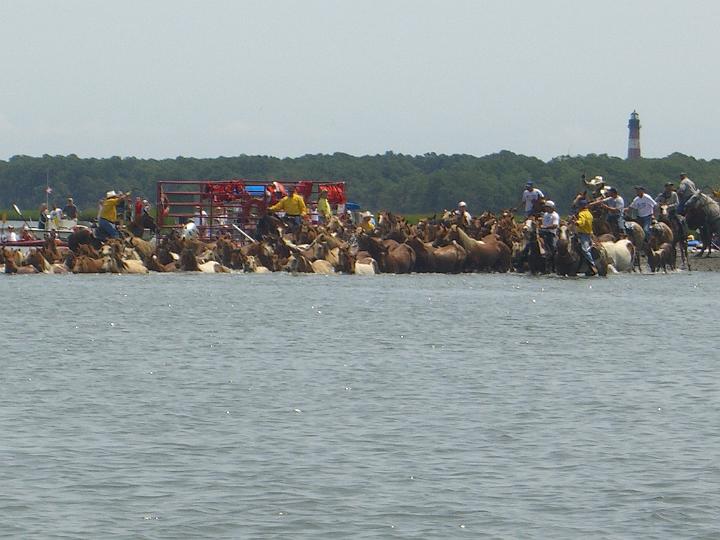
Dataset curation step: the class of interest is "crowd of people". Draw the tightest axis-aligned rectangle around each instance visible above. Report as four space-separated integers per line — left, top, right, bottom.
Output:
442 173 704 275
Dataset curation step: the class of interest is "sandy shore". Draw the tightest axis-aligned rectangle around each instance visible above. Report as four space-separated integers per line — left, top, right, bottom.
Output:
686 251 720 272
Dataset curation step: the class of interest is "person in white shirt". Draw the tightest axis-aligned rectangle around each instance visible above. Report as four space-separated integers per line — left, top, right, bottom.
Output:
628 186 657 238
520 181 544 216
598 186 625 238
456 201 472 225
6 225 18 242
539 200 560 265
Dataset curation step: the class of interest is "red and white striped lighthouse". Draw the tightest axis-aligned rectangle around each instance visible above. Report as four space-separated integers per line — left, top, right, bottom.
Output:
627 110 641 160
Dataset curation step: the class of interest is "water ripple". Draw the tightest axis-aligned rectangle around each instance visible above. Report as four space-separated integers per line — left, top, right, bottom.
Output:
1 273 719 538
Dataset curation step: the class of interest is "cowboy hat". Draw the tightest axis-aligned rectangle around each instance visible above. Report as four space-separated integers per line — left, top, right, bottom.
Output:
106 190 117 198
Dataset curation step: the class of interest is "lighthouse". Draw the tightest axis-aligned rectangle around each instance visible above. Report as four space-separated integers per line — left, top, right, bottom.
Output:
627 110 641 160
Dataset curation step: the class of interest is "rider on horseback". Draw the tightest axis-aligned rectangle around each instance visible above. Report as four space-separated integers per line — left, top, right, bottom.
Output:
597 186 625 238
676 173 698 214
268 185 307 231
539 200 559 266
98 190 129 240
655 182 681 228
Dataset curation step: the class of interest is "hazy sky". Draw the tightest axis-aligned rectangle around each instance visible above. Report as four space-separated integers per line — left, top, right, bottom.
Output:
1 0 719 161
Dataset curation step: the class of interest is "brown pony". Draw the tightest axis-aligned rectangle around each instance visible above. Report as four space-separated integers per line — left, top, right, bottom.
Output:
358 235 415 274
657 205 689 270
146 254 177 272
179 248 201 271
646 242 676 273
72 255 109 273
406 236 466 273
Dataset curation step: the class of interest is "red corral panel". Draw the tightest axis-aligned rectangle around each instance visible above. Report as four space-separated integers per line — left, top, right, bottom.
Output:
156 179 345 242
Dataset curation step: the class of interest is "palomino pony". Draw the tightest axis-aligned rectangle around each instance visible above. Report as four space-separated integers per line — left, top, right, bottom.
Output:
446 225 510 273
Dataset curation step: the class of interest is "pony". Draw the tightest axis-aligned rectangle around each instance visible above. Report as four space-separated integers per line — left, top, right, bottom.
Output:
126 211 157 238
554 225 580 276
600 239 635 273
623 221 645 271
445 225 510 273
406 236 466 273
648 221 674 249
357 235 415 274
514 219 546 274
646 242 676 273
3 248 37 274
24 248 52 273
657 204 689 270
554 225 609 277
67 226 103 253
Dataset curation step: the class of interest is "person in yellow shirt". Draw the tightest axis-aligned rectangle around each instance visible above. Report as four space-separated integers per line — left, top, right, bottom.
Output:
317 190 332 223
98 190 129 239
268 186 307 228
572 199 597 275
360 212 375 233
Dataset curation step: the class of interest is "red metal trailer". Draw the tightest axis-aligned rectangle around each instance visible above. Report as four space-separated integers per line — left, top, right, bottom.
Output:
155 179 346 241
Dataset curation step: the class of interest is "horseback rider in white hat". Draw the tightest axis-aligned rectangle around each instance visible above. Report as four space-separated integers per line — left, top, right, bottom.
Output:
456 201 471 225
98 190 129 239
539 200 559 263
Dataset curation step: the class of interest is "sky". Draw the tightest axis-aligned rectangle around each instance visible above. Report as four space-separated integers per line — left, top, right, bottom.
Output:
1 0 719 161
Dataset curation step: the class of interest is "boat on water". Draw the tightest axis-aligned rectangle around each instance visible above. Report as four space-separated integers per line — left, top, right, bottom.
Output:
26 217 79 240
1 216 76 252
1 217 79 241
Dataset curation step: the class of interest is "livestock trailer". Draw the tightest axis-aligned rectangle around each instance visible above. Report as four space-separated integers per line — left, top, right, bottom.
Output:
155 179 346 240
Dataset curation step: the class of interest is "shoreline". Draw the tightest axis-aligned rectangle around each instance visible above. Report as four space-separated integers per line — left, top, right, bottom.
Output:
683 252 720 272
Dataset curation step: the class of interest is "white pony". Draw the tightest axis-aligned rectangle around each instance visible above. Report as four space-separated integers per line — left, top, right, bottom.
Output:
600 239 635 273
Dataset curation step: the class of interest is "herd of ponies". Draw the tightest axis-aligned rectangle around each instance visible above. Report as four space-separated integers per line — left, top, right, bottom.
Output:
0 208 694 277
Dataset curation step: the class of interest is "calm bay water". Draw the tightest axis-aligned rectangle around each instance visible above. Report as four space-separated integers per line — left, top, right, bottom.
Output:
1 272 719 539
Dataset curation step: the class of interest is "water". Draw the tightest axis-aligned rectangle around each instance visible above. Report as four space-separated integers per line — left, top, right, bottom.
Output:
1 272 719 539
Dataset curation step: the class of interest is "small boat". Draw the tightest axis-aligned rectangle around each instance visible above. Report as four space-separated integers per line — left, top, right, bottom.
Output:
31 217 78 240
7 204 78 241
1 237 68 250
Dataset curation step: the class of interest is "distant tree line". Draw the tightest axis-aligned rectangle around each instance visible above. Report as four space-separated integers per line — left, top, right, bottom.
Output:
1 151 718 216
